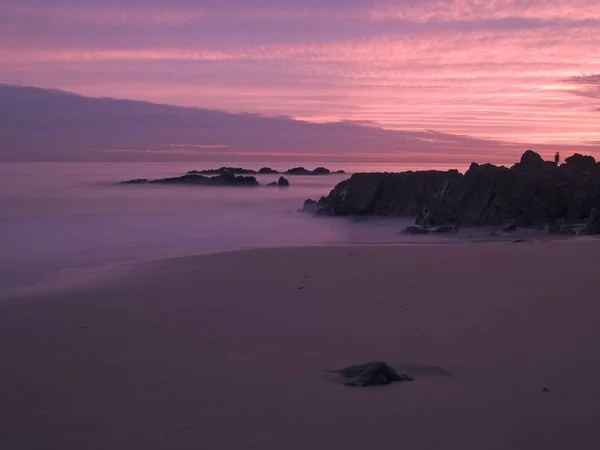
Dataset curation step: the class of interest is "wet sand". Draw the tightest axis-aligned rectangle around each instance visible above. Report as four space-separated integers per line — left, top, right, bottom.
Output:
1 241 599 449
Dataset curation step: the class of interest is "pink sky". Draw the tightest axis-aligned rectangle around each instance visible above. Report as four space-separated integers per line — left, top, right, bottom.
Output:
1 0 599 159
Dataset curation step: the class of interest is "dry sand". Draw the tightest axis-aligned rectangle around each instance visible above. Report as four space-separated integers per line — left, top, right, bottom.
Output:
1 241 599 449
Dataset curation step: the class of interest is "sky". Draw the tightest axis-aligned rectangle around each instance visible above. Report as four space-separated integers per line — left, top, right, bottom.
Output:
1 0 599 162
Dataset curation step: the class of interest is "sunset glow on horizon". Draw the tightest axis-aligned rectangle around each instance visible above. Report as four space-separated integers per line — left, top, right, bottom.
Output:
2 0 599 156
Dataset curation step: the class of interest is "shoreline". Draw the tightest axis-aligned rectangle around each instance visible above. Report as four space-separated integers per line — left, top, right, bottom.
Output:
1 236 590 302
2 240 600 448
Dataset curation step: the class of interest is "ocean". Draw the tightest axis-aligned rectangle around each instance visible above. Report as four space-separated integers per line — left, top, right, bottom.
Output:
1 161 475 298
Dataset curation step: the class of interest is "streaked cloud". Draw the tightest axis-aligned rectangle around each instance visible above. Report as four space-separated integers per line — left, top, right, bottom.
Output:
1 0 599 158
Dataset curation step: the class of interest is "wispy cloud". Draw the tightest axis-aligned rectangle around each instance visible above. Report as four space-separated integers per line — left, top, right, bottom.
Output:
564 74 600 100
1 0 600 151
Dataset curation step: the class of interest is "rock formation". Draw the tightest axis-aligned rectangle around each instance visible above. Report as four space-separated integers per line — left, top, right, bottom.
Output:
187 167 257 175
310 170 462 216
330 361 413 387
122 173 260 186
306 151 600 234
267 176 290 187
258 167 279 174
285 167 341 175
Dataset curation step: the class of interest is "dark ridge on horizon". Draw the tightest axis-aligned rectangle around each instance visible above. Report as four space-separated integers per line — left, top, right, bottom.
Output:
0 84 597 163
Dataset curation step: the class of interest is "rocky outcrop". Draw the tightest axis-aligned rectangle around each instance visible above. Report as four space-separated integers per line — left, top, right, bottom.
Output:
306 151 600 231
285 167 341 175
418 155 600 227
313 170 463 216
563 153 597 170
582 206 600 235
122 173 259 186
258 167 279 174
330 362 413 387
121 178 149 184
267 176 290 187
187 167 257 175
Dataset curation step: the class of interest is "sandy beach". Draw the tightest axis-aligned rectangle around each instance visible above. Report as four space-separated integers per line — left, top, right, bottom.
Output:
1 241 600 449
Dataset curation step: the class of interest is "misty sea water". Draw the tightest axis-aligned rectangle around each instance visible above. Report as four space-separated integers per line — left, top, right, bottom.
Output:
1 162 472 298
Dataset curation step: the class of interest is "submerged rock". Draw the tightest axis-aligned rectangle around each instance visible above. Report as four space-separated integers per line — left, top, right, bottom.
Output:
258 167 279 174
121 178 149 184
331 361 413 387
267 176 290 187
187 167 257 175
285 167 341 175
123 173 259 187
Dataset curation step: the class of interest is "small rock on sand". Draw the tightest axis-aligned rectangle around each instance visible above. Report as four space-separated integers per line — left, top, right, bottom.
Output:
331 361 413 387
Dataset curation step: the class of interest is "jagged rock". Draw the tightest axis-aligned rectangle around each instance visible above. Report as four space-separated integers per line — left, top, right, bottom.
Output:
266 176 290 187
404 225 430 234
316 171 462 216
418 153 600 227
121 178 149 184
516 150 545 167
431 225 459 233
285 167 339 175
331 361 413 387
305 151 600 228
187 167 257 175
582 207 600 235
123 173 259 186
564 154 596 170
258 167 279 174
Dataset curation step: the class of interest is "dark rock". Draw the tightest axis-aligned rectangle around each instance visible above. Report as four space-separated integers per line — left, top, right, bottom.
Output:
187 167 257 175
315 171 462 216
285 167 339 175
404 225 430 234
335 170 346 174
258 167 279 174
431 225 459 233
304 199 317 206
124 173 260 187
331 362 413 387
513 239 528 243
306 150 600 228
286 167 312 175
546 222 577 235
582 206 600 235
267 181 277 186
418 152 600 227
542 387 549 392
278 176 290 187
121 178 149 184
515 150 545 168
500 219 518 233
564 153 596 169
